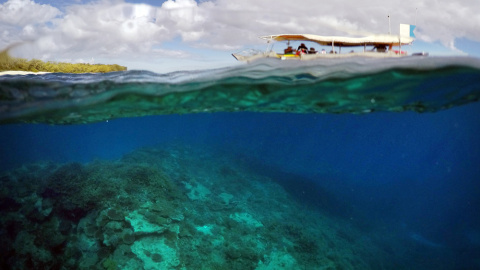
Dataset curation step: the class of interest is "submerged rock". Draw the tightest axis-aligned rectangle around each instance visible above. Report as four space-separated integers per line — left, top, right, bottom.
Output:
229 212 264 228
126 209 167 235
106 208 125 221
131 237 180 270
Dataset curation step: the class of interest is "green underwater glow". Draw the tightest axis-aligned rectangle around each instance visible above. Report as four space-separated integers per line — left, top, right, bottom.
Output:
1 57 480 124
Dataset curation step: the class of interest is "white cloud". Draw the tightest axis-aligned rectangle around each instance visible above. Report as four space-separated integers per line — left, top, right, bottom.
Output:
0 0 61 26
413 1 480 50
158 0 205 41
1 0 479 71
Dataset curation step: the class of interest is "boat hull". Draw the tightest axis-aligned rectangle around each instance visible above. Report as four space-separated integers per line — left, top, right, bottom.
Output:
232 51 415 62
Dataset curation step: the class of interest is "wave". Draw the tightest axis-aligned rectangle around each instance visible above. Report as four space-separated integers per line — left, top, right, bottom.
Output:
1 56 480 124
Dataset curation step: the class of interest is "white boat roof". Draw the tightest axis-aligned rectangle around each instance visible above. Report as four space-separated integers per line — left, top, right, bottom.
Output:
260 34 414 47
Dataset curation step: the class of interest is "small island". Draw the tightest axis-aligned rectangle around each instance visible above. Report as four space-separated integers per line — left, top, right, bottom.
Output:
0 49 127 74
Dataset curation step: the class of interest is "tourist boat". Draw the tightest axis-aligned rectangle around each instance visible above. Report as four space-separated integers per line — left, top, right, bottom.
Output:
232 24 428 62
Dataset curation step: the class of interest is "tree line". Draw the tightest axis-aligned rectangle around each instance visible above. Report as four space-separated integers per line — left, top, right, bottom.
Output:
0 49 127 73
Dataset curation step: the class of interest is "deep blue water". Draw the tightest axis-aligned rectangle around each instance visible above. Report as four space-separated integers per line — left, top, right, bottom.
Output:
1 58 480 269
2 104 480 256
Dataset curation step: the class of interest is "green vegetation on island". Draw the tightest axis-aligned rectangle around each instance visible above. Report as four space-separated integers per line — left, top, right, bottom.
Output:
0 48 127 73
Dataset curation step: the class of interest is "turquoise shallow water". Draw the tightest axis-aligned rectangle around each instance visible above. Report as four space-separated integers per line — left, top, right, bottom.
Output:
1 56 479 124
1 57 480 269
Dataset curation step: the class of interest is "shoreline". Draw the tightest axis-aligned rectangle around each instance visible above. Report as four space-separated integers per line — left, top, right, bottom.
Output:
0 71 52 76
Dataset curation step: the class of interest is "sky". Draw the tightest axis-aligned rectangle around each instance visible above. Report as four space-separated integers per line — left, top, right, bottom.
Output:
1 0 479 73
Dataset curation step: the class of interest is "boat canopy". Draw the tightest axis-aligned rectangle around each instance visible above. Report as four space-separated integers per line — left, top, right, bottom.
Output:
259 34 414 47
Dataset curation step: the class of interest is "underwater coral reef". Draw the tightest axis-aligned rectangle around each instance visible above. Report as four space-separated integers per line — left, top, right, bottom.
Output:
0 145 452 269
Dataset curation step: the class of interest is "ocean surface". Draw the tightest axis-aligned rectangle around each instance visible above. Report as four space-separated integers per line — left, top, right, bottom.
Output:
1 56 480 269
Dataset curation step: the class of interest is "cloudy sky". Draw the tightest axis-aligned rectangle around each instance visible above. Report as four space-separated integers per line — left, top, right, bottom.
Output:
1 0 479 72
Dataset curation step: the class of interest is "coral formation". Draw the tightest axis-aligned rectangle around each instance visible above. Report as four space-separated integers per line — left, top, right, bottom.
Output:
0 145 412 269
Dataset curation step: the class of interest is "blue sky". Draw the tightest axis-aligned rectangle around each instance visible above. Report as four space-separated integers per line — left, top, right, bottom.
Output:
1 0 479 72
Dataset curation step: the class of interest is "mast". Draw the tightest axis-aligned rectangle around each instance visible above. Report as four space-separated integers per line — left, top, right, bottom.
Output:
388 15 391 35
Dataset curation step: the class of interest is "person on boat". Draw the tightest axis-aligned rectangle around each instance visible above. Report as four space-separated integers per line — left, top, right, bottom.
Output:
297 43 308 54
374 45 387 52
308 47 317 54
284 46 294 54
